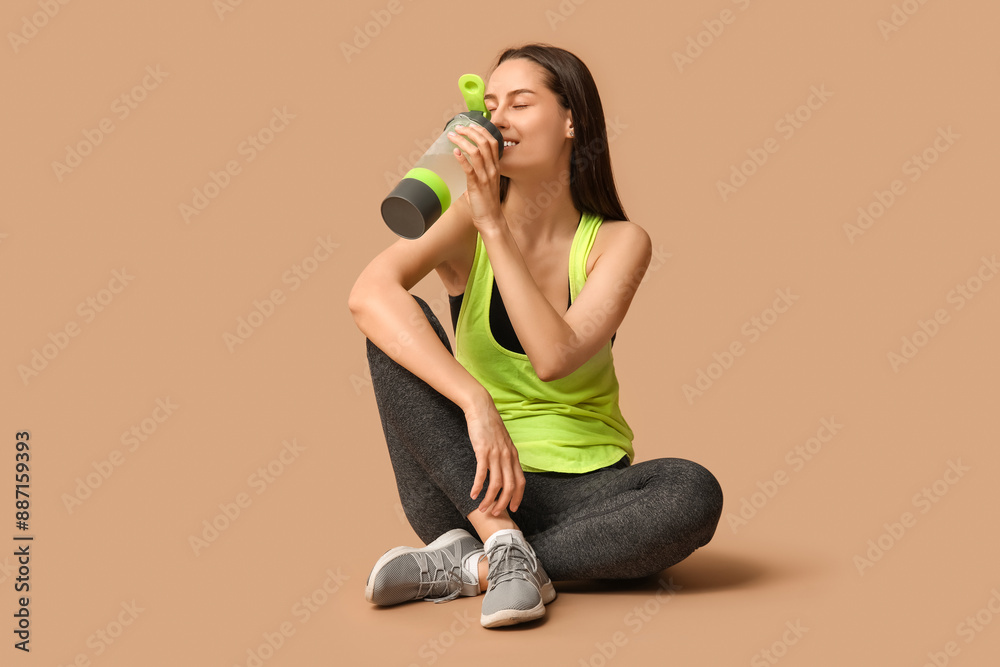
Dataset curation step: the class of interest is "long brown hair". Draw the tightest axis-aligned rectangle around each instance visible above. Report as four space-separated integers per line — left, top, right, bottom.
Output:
488 43 629 223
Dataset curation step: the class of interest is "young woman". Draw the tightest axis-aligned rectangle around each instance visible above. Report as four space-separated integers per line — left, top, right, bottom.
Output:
349 43 723 629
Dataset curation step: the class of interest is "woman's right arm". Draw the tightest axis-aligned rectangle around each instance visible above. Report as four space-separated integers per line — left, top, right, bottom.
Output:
349 277 491 415
347 199 526 514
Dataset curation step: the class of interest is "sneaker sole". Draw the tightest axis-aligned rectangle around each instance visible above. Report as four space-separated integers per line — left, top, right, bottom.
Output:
481 600 545 628
540 580 557 605
365 528 478 605
481 581 557 628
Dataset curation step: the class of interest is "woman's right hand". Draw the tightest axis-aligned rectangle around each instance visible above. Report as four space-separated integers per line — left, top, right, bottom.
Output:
464 399 526 516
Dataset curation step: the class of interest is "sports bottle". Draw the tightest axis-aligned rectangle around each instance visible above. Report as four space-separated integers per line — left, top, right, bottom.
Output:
381 74 504 239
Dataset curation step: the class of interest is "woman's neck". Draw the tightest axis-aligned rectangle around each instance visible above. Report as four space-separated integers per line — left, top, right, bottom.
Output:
502 181 582 246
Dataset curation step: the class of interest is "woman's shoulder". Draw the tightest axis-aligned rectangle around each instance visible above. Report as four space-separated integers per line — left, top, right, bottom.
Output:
597 217 649 239
589 217 652 275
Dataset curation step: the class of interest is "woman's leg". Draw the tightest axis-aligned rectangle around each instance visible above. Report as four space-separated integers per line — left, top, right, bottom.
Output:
366 293 488 545
510 456 724 581
365 295 540 617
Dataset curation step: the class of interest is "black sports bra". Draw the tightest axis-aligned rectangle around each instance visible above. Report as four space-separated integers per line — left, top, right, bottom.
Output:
448 277 616 354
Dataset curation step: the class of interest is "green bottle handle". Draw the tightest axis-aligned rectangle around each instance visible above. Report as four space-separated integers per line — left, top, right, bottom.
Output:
458 74 489 120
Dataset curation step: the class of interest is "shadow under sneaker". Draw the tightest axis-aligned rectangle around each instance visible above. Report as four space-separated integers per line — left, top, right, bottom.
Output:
366 528 484 606
481 532 557 628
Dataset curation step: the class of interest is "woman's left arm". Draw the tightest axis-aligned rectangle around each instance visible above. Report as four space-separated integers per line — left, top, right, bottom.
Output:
481 220 652 381
450 123 653 381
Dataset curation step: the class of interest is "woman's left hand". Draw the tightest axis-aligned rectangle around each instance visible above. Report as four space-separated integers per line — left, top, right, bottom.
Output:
449 124 505 233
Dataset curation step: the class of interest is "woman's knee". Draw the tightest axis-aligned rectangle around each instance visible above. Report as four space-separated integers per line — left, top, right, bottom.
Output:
365 293 452 367
646 457 724 526
683 459 723 516
411 294 453 351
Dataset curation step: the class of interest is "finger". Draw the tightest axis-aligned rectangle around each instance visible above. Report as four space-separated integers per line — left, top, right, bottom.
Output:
449 127 482 153
510 468 526 513
449 133 485 179
479 460 503 512
452 126 495 166
470 457 487 499
492 452 517 516
494 464 518 516
493 484 513 516
460 124 499 160
448 135 471 169
479 476 501 512
452 130 486 171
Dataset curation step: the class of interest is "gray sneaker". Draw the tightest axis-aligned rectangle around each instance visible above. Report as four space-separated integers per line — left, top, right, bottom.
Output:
365 528 484 606
480 532 557 628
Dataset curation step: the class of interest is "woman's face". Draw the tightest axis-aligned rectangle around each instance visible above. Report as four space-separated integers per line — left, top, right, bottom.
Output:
484 58 572 175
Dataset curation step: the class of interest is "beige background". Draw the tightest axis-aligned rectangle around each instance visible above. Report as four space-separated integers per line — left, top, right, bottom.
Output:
3 0 999 664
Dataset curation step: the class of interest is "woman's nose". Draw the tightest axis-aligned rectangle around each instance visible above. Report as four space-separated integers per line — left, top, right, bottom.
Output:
488 107 506 127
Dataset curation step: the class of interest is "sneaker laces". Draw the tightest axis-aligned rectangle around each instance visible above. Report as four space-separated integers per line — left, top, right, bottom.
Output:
486 540 538 590
416 548 465 604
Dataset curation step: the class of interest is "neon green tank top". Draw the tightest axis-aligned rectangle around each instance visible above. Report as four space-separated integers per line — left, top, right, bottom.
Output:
453 210 635 474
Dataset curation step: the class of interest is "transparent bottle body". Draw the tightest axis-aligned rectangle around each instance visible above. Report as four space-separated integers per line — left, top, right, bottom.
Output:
413 114 482 211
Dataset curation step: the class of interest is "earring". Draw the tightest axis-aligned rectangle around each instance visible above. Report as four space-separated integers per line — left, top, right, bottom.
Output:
569 130 574 137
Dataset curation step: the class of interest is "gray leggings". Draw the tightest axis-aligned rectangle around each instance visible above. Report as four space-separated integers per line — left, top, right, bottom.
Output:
366 294 724 581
